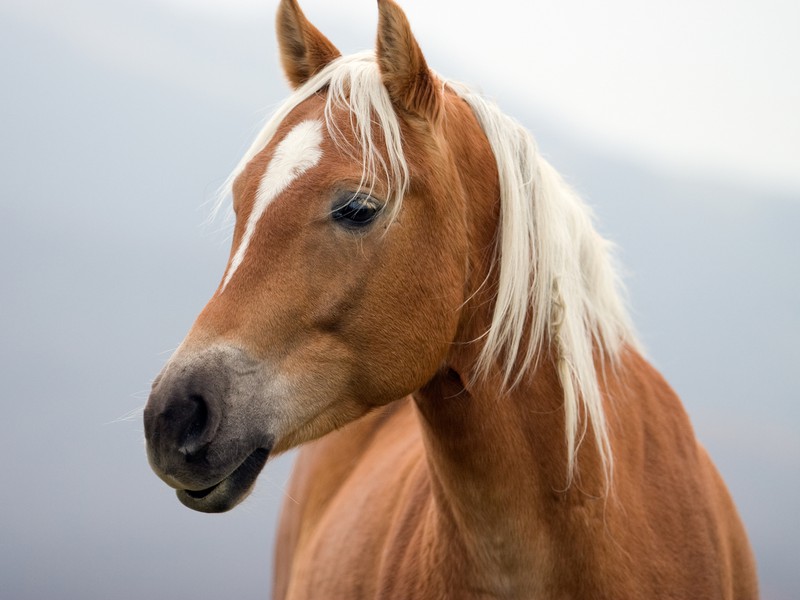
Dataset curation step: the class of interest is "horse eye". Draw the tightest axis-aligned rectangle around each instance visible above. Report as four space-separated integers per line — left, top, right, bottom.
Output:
331 194 382 228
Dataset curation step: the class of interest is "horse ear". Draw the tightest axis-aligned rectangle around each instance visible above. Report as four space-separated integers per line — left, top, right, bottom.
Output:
376 0 442 122
276 0 341 88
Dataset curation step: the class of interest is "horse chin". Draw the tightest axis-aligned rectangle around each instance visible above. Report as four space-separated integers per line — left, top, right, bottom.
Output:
175 447 271 513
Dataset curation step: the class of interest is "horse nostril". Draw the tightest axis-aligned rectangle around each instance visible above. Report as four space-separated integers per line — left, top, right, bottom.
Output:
145 359 227 467
178 394 211 460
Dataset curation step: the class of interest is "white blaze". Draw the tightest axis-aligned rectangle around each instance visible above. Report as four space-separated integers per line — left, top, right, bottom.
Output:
220 119 324 292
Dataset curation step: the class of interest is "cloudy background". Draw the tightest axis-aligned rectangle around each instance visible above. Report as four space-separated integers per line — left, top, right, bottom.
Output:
1 0 797 598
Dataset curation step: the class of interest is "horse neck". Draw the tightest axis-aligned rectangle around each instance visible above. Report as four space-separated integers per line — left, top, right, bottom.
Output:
410 104 613 590
412 345 610 592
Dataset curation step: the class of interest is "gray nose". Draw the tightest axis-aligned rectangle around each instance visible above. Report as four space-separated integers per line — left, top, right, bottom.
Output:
144 356 228 467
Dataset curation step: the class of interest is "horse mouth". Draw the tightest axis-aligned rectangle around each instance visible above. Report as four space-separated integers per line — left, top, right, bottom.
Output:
176 447 271 513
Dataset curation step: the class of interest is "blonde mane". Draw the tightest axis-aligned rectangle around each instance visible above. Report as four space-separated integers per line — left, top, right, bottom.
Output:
216 50 637 481
451 82 637 480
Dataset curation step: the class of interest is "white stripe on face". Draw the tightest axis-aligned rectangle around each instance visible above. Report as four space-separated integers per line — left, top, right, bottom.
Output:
221 119 324 292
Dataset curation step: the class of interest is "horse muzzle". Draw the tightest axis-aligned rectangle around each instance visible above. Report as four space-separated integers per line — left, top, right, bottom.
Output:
143 346 274 513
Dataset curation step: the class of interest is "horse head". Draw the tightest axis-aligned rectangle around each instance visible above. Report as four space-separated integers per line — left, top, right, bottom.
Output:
144 0 498 512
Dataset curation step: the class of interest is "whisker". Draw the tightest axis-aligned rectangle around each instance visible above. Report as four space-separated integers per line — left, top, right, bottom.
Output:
107 405 145 425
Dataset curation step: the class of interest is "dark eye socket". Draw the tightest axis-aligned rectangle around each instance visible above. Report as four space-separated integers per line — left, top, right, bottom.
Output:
331 193 383 228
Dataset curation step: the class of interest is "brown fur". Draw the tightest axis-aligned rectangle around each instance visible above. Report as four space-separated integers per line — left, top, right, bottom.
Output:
145 1 759 597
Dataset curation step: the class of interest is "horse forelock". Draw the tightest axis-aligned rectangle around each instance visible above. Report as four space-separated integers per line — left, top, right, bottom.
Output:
213 51 409 226
213 50 638 483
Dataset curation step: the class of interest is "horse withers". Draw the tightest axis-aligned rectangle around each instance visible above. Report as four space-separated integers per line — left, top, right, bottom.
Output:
144 1 758 597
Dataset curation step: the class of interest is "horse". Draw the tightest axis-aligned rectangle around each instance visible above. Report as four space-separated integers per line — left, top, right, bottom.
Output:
143 0 759 597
